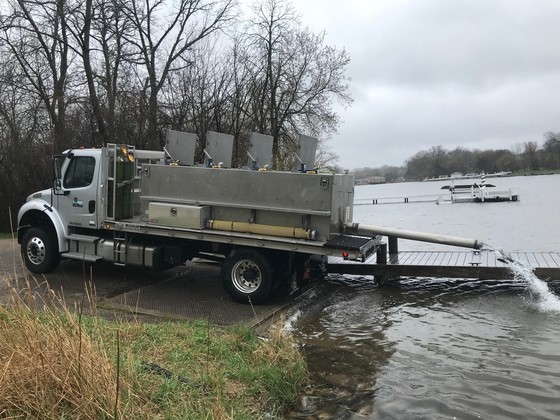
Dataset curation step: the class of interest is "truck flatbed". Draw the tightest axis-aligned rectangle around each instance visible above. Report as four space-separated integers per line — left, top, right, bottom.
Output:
108 217 379 261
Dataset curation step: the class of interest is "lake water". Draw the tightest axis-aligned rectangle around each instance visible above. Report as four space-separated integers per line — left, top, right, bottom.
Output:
288 174 560 419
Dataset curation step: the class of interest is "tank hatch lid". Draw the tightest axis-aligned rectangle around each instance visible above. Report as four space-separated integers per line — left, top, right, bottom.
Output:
166 129 197 166
247 132 273 169
293 134 318 172
205 131 234 168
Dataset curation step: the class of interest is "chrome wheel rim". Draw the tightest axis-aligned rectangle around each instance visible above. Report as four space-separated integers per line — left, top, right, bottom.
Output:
231 259 261 294
26 236 46 266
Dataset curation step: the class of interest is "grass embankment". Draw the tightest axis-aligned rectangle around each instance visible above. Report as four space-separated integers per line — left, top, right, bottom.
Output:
0 277 307 418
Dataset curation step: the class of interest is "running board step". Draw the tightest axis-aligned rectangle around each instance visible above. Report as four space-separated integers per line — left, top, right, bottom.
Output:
62 252 103 262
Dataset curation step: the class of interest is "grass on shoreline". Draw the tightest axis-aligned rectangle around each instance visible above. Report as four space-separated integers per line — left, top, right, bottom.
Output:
0 276 307 418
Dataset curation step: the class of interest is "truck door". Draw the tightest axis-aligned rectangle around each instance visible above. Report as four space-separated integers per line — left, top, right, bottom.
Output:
57 154 100 229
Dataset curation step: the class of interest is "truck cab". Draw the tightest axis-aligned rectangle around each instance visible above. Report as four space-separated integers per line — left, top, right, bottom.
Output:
17 148 104 272
54 149 104 230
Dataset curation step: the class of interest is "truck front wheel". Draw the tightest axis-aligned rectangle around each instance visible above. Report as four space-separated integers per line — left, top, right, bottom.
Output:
221 249 275 304
21 227 60 274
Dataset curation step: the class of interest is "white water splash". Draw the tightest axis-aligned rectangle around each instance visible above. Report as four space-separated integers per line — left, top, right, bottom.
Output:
283 309 302 333
491 247 560 313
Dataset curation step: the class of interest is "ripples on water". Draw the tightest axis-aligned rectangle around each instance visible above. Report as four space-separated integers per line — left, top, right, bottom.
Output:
288 175 560 419
289 277 560 419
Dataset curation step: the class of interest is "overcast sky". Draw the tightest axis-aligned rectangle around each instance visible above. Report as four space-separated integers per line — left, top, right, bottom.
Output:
293 0 560 169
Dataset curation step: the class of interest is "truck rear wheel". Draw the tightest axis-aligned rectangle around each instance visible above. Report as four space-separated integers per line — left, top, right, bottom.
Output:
221 249 275 304
308 255 328 281
21 227 60 274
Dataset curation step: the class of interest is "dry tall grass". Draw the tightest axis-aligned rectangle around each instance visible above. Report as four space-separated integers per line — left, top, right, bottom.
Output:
0 276 125 419
0 231 308 418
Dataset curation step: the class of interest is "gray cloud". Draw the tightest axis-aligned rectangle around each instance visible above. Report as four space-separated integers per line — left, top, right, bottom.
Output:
297 0 560 168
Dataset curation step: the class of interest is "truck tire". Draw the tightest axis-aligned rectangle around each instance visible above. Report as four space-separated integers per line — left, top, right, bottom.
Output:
308 255 328 281
21 227 60 274
221 249 275 304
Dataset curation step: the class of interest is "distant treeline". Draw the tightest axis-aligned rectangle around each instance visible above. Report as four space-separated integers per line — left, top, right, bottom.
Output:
354 132 560 182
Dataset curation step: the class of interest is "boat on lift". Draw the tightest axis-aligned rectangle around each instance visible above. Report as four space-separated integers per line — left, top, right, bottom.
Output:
436 176 519 204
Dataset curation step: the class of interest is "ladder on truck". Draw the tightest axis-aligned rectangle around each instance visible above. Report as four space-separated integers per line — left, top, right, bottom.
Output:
112 231 130 266
105 144 137 222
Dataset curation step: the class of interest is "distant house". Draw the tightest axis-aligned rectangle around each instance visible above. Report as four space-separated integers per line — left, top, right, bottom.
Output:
450 172 464 178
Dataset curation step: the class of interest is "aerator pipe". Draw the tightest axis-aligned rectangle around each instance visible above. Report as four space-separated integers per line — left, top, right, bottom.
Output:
345 223 481 250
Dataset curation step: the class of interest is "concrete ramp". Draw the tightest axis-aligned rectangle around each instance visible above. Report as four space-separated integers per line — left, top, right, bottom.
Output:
99 262 303 327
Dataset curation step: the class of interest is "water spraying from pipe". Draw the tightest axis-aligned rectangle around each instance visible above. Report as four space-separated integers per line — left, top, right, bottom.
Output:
483 245 560 313
344 223 558 311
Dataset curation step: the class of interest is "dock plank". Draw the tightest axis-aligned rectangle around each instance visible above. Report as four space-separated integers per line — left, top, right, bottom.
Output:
418 252 434 265
390 252 407 265
403 252 422 265
442 252 455 266
530 252 546 267
541 253 557 268
457 252 469 266
455 252 467 266
519 252 531 265
446 252 458 266
432 252 447 266
548 252 560 267
420 252 433 265
428 252 443 265
327 250 560 281
538 253 550 268
482 251 490 266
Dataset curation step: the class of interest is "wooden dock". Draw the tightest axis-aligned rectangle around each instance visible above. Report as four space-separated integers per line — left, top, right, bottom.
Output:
354 195 440 205
328 250 560 281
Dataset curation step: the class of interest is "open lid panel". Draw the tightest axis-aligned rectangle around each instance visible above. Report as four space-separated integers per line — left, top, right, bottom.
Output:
293 134 318 172
166 129 197 166
205 131 234 168
247 133 273 169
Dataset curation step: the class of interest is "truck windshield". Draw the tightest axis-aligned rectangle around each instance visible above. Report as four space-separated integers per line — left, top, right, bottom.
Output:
63 156 96 189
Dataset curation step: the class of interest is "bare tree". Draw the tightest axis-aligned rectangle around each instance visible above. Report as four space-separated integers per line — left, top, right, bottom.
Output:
163 48 223 159
66 0 134 144
523 141 539 170
163 38 258 166
543 131 560 169
243 0 351 168
123 0 236 149
0 59 52 231
226 41 255 165
544 132 560 153
0 0 74 152
315 141 340 171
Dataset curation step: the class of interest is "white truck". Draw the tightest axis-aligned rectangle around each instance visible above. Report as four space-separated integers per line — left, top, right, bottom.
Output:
17 131 481 304
17 139 382 303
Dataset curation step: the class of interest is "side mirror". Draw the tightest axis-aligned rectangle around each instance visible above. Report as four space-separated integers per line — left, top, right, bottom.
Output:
54 157 63 180
52 155 69 195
